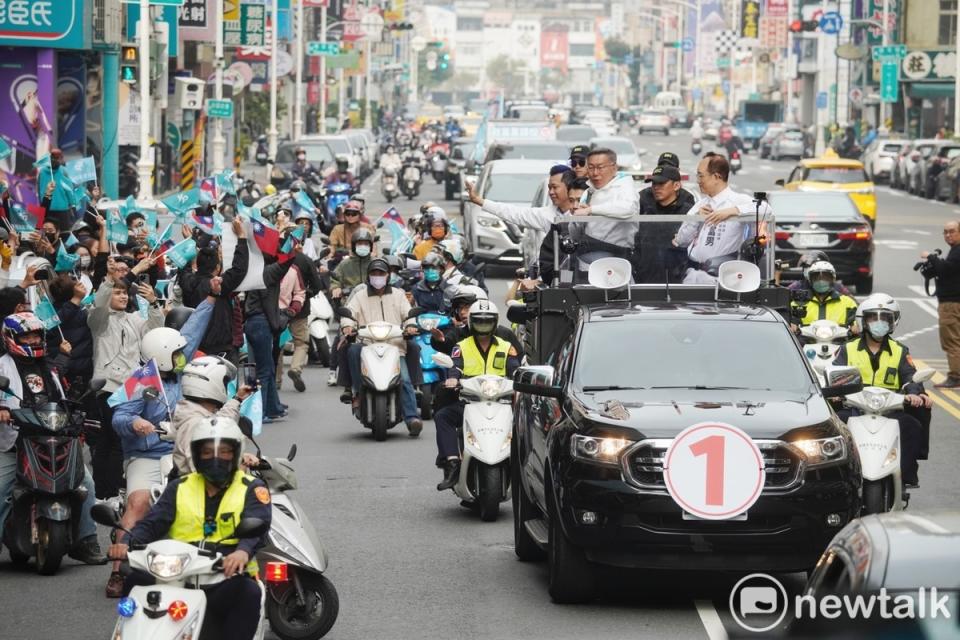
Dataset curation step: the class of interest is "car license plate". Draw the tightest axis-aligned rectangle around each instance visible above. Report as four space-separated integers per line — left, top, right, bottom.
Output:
683 511 748 521
792 234 829 248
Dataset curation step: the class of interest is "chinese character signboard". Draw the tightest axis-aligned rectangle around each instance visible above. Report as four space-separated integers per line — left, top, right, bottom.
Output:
0 0 91 49
901 50 956 81
741 0 760 39
759 16 787 49
867 0 901 46
540 29 569 73
179 0 216 41
764 0 787 17
224 3 266 48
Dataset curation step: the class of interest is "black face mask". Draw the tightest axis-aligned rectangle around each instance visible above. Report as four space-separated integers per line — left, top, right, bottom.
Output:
196 456 234 487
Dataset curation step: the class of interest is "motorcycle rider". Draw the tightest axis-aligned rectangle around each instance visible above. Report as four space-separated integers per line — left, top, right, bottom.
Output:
330 228 377 301
436 238 478 289
290 146 319 181
0 313 106 565
413 215 450 260
294 210 321 261
832 294 933 488
787 250 854 295
690 118 705 143
413 253 451 313
789 260 859 329
329 201 376 258
434 301 520 490
340 258 423 436
380 145 403 173
108 418 271 640
429 286 523 356
324 155 359 190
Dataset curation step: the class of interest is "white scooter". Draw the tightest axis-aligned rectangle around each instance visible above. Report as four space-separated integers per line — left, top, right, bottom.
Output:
308 291 335 367
833 367 935 515
380 167 399 203
433 353 514 522
799 319 850 385
91 503 270 640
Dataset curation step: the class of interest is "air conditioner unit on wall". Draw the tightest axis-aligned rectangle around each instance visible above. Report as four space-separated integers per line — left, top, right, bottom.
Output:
93 0 123 48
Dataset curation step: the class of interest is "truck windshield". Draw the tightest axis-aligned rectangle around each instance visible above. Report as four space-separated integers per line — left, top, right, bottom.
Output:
573 320 812 394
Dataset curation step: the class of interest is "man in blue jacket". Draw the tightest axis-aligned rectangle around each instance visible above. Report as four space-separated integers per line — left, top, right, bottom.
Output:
105 294 216 597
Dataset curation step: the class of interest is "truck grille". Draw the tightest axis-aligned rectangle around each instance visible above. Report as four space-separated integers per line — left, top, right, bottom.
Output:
624 438 803 492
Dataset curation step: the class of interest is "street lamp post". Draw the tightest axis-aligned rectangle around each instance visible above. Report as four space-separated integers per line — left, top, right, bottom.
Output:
410 36 426 105
138 0 153 199
362 11 385 130
212 0 226 173
267 0 279 184
293 0 305 140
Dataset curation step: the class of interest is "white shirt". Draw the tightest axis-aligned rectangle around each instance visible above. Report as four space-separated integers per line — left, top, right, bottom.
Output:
576 173 640 248
481 200 565 233
675 186 771 264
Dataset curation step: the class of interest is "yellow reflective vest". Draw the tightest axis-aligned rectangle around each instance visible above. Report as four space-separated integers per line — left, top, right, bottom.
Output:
167 471 259 575
457 335 511 377
843 339 905 390
794 292 859 327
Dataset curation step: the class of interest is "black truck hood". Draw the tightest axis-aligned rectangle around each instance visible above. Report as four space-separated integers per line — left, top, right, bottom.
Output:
571 387 835 441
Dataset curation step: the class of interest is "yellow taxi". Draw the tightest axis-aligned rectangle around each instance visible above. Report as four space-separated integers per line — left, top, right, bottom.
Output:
777 150 877 227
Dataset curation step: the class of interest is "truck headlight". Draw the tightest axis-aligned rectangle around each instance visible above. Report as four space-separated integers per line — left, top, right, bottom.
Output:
792 435 847 468
571 434 631 466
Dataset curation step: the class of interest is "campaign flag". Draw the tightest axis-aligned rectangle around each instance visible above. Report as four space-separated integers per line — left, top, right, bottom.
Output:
122 195 138 218
66 157 97 185
237 201 259 220
198 177 217 203
164 238 198 269
34 296 61 331
280 224 305 256
106 208 129 244
73 184 90 212
106 359 166 408
213 213 224 237
148 222 175 251
80 291 96 307
54 242 80 272
162 189 200 220
63 232 79 248
188 211 216 235
32 154 52 174
154 279 171 300
136 295 149 320
0 138 12 161
379 207 404 226
386 220 414 255
215 170 237 196
251 218 280 256
240 389 264 436
292 190 317 218
8 203 38 233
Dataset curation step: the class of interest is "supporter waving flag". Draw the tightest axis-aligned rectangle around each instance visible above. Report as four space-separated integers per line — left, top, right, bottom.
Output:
106 359 167 408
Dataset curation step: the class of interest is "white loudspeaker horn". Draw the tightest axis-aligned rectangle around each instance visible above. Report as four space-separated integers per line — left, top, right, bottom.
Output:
717 260 761 293
588 257 633 290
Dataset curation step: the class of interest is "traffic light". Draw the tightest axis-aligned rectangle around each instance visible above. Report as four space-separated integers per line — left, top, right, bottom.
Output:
439 52 450 70
789 19 819 33
121 45 138 84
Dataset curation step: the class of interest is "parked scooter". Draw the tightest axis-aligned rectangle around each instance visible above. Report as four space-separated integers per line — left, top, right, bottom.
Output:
91 503 271 640
432 353 514 522
307 291 335 367
798 320 850 385
835 367 935 515
401 161 422 200
239 422 339 640
381 167 399 203
413 312 452 420
0 376 104 575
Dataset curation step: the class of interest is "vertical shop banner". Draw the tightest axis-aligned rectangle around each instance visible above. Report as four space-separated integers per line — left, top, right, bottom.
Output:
118 83 143 148
127 4 179 57
764 0 788 17
57 54 87 155
697 0 728 74
180 0 217 42
867 0 901 46
741 0 760 40
540 29 569 73
0 0 91 49
0 50 54 206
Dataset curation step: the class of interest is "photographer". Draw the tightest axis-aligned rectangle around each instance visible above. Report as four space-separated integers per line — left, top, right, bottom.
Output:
920 221 960 388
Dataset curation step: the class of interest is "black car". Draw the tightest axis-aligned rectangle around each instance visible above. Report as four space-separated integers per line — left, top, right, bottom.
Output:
511 284 862 603
770 192 875 294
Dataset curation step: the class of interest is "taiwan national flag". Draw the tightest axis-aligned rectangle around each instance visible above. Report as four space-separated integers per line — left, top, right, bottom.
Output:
379 207 404 226
107 359 167 408
188 211 217 235
252 218 280 256
198 177 217 203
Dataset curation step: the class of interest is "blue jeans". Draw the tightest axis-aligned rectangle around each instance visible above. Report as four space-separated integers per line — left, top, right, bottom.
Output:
347 344 418 420
244 314 284 417
0 449 97 540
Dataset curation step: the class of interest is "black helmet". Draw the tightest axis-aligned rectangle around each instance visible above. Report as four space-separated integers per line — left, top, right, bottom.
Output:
351 228 374 252
384 254 404 272
367 258 390 274
335 155 349 172
165 306 194 331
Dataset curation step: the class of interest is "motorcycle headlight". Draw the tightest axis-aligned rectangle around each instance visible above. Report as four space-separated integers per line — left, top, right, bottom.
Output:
792 435 847 468
862 388 891 412
570 434 631 466
147 552 190 579
418 317 439 331
36 408 68 431
369 324 392 341
480 378 506 400
815 326 834 341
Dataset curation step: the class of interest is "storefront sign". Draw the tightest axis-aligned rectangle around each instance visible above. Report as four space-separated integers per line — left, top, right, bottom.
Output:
0 0 91 50
740 0 760 40
901 49 956 81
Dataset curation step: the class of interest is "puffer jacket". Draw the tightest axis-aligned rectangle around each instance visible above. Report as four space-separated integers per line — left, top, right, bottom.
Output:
87 279 165 392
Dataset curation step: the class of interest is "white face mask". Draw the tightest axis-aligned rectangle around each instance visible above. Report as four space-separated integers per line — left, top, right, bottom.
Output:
79 256 92 269
369 275 388 289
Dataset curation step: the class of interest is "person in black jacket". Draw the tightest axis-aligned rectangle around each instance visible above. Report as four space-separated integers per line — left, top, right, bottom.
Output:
922 220 960 388
48 274 93 389
637 163 696 283
179 219 250 366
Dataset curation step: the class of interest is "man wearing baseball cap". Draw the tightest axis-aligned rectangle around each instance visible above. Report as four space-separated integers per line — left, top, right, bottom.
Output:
635 165 694 282
569 145 590 179
328 198 376 257
639 158 696 216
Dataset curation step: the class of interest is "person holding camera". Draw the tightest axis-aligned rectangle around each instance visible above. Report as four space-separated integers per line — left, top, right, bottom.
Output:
921 221 960 388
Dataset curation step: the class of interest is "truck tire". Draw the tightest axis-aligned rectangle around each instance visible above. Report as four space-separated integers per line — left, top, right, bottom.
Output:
547 490 596 603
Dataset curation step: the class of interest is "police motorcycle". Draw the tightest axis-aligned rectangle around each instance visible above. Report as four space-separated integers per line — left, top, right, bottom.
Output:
0 376 105 575
90 502 271 640
829 366 935 515
798 320 851 385
238 421 340 640
336 307 422 441
431 352 514 522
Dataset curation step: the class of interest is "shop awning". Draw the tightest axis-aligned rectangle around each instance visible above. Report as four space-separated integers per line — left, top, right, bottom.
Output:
908 82 956 99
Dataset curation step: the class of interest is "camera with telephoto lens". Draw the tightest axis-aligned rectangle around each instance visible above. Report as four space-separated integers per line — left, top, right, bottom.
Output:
914 249 941 277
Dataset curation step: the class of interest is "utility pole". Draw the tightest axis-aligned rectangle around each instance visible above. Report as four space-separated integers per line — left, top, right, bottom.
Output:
138 0 154 199
294 0 305 140
955 0 960 135
267 0 279 184
319 3 328 134
212 0 226 173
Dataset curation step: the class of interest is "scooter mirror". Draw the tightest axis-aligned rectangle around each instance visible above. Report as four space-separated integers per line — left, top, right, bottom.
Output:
287 444 297 461
237 416 254 439
913 368 936 384
336 307 355 320
407 307 425 319
432 353 455 369
90 502 122 528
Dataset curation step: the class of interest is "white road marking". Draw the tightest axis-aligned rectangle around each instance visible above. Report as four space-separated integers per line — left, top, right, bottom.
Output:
904 296 940 319
874 239 919 250
910 284 932 297
695 600 729 640
902 229 933 236
899 325 940 341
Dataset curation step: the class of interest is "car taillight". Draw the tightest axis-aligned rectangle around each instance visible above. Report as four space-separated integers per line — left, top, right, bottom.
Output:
837 226 871 241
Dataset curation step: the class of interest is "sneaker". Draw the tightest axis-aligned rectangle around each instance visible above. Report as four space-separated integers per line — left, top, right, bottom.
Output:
105 571 124 598
935 376 960 389
405 418 423 437
68 535 107 565
327 370 338 386
288 370 306 392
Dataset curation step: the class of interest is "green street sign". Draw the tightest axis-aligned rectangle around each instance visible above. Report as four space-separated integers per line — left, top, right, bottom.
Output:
206 99 234 119
872 45 907 62
167 123 181 152
307 41 341 56
880 61 899 102
325 52 361 70
717 57 730 69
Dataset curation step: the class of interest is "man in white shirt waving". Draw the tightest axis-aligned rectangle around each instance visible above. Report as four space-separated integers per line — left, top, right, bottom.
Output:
674 152 771 284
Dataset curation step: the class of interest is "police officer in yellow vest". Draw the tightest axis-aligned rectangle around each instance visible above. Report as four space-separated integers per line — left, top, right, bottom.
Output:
108 418 271 640
790 261 859 329
434 300 520 491
832 294 933 488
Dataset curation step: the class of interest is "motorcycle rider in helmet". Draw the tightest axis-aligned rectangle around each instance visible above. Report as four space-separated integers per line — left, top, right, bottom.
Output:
789 260 859 330
413 253 450 314
324 155 358 190
0 313 106 566
328 199 376 258
290 146 318 181
330 228 376 301
380 145 402 174
787 250 853 295
434 300 520 490
106 297 217 597
414 214 450 260
108 417 271 640
293 210 320 261
832 294 933 488
340 259 423 435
